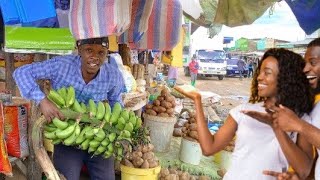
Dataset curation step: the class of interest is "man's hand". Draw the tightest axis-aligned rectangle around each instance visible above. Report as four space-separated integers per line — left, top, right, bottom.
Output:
174 86 201 101
263 170 300 180
39 98 64 122
271 105 303 132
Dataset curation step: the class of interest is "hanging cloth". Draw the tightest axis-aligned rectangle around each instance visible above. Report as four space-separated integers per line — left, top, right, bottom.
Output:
214 0 277 27
118 0 155 44
134 0 183 51
286 0 320 35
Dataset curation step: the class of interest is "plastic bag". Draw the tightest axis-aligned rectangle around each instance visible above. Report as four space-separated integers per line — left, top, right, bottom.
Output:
0 102 12 176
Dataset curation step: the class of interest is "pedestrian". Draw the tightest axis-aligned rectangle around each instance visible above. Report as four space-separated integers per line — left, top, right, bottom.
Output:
167 65 178 87
13 37 124 180
189 54 199 87
252 38 320 180
237 58 246 80
175 48 314 180
247 59 254 78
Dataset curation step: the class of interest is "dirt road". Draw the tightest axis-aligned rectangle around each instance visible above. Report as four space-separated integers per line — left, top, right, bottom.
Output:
176 68 252 120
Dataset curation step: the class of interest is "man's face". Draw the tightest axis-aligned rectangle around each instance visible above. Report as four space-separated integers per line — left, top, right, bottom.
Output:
304 46 320 91
78 44 108 75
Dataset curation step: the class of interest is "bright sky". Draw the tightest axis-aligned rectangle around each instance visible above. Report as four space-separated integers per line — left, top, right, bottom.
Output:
191 1 308 50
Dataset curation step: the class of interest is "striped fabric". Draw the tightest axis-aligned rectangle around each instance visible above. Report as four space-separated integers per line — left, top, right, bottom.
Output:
119 0 155 44
69 0 132 40
120 0 182 51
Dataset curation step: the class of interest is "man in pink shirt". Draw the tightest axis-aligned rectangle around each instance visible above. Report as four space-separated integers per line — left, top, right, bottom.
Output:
189 54 199 87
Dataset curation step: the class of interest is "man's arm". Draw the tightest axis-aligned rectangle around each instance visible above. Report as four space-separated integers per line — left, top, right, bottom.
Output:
13 58 60 104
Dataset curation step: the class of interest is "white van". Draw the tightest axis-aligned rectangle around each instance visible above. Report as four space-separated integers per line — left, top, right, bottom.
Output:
184 49 227 80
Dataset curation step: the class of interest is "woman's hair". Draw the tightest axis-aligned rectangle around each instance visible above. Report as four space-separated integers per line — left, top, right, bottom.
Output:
249 48 314 116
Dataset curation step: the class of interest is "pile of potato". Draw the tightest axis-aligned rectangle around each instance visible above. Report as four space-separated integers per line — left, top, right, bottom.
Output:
122 143 159 169
159 168 211 180
173 111 198 142
145 88 176 117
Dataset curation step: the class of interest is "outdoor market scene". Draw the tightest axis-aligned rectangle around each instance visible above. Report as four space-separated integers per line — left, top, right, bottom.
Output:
0 0 320 180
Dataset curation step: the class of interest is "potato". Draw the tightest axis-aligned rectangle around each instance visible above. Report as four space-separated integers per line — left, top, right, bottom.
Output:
148 159 158 168
189 117 196 123
165 95 175 102
124 159 134 167
160 168 170 177
124 152 133 161
142 145 149 153
161 89 168 97
161 101 172 108
199 176 211 180
132 151 143 158
165 174 178 180
146 109 157 116
168 112 174 117
154 99 161 106
169 169 178 175
141 160 150 169
142 152 154 160
158 113 169 117
158 106 167 113
189 131 199 140
184 123 190 129
179 172 190 180
166 108 174 114
157 96 165 101
190 175 197 180
181 127 187 133
146 104 153 109
173 128 183 137
132 157 144 167
147 144 154 152
189 123 197 131
152 106 160 112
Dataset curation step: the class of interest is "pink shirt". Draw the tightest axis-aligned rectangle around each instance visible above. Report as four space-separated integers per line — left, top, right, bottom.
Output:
189 60 199 74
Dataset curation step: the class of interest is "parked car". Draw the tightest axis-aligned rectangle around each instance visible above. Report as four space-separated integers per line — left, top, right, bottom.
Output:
226 58 248 77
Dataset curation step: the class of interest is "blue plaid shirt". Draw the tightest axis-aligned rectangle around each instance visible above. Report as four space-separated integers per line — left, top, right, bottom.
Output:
13 55 124 106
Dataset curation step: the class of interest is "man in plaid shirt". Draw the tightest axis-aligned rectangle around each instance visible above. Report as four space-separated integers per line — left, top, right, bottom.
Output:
13 37 124 180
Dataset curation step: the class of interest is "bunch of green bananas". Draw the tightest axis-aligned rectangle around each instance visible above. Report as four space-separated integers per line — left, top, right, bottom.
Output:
44 86 145 160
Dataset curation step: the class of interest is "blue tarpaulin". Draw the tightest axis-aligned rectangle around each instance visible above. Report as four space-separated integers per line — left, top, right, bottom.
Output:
286 0 320 35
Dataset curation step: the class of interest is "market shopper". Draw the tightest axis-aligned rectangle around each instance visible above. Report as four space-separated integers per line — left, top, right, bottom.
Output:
13 37 124 180
167 65 178 87
189 54 199 87
254 38 320 180
237 58 246 80
175 48 314 180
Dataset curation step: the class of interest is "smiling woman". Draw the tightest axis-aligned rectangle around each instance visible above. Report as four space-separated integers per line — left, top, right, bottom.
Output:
175 48 314 180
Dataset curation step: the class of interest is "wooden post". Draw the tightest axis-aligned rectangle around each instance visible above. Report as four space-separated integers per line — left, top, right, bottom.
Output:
26 54 48 180
4 53 15 96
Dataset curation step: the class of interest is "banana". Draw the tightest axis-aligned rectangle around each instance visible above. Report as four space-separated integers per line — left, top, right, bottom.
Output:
88 146 97 153
75 126 91 144
52 117 68 130
88 99 97 118
120 110 129 122
120 130 131 138
85 127 95 139
124 122 134 133
107 143 114 153
47 95 61 108
94 146 106 156
89 140 100 149
72 99 85 113
108 132 117 142
103 151 113 158
134 117 142 130
80 102 87 113
66 86 75 107
117 146 123 156
80 139 91 150
44 131 56 139
94 129 106 142
101 137 110 147
104 103 111 123
48 89 65 107
44 125 56 132
57 87 67 101
116 122 125 130
129 111 135 119
110 102 122 125
128 116 137 127
96 101 106 120
56 124 76 139
63 129 77 146
52 138 62 145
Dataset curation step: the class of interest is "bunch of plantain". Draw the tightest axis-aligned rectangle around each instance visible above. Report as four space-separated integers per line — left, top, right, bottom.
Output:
45 86 146 161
